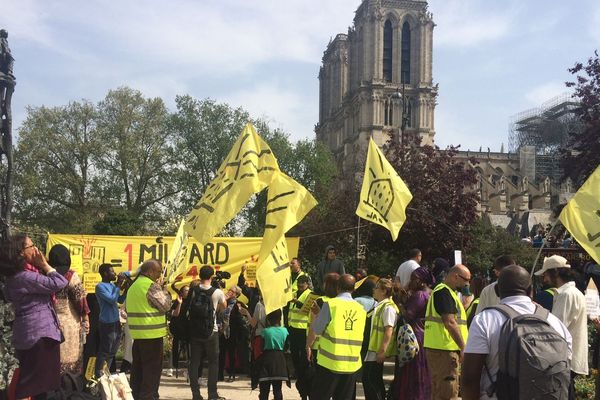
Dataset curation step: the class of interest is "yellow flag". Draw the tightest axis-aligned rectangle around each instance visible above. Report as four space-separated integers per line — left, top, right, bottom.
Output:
256 171 317 313
258 171 318 264
356 137 413 241
165 219 190 283
560 165 600 264
257 236 293 314
184 123 280 245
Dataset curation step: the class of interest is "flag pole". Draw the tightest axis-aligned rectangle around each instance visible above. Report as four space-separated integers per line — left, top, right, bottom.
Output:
530 218 560 277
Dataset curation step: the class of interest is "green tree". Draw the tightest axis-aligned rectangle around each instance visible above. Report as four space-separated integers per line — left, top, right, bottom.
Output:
464 217 536 275
14 101 102 232
563 51 600 186
96 87 180 223
169 96 250 217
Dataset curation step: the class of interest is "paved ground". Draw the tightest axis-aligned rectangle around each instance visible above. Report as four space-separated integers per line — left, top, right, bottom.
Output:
157 363 395 400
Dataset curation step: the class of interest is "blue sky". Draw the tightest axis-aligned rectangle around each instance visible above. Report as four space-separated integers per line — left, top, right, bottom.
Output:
1 0 599 151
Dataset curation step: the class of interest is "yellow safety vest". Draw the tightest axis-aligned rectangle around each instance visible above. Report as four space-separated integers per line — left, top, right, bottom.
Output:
127 275 167 339
317 297 366 373
289 289 312 329
367 298 399 357
465 298 479 321
291 270 308 293
424 283 468 351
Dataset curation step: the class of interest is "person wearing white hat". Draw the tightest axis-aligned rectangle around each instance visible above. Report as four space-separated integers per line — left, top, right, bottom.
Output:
535 254 588 400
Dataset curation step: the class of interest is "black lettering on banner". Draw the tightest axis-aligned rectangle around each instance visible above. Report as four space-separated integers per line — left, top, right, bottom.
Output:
139 244 157 262
216 243 229 264
189 243 203 264
204 243 215 264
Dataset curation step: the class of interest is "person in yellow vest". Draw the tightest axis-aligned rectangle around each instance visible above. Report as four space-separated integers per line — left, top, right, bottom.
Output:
127 259 172 400
288 275 312 400
284 258 311 326
362 278 398 400
306 274 366 400
424 264 471 400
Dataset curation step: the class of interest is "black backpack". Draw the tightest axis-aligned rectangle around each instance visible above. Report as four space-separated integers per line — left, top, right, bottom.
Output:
485 304 570 400
186 286 217 339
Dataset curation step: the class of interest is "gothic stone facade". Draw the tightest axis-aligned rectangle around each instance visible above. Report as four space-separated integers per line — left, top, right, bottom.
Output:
315 0 436 186
316 0 574 230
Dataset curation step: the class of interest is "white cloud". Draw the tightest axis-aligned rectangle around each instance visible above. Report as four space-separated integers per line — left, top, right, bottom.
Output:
524 81 570 106
430 0 516 48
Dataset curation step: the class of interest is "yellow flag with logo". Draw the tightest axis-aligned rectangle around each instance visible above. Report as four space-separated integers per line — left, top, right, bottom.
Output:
257 236 294 314
560 165 600 264
258 171 317 264
356 137 413 241
256 171 317 313
184 123 280 245
165 219 190 283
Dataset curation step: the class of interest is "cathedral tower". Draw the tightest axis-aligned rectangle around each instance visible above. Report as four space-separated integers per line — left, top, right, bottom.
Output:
316 0 436 183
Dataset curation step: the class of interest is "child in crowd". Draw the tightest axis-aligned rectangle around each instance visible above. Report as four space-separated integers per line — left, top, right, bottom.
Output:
253 309 289 400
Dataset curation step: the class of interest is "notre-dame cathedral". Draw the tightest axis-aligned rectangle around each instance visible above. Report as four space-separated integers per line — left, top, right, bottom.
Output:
316 0 576 235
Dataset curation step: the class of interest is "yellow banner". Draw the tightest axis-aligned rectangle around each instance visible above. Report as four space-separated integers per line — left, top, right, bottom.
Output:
46 234 299 293
356 137 413 241
185 123 280 246
560 165 600 264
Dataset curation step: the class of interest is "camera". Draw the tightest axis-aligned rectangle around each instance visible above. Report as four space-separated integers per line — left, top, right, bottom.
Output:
212 270 231 289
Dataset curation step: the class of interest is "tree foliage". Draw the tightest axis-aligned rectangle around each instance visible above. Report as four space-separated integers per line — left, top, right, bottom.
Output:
463 217 537 276
15 100 102 232
294 133 480 277
563 51 600 186
14 88 335 236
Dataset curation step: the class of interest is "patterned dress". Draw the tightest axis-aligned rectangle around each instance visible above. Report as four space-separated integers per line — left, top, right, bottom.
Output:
392 289 432 400
54 271 89 375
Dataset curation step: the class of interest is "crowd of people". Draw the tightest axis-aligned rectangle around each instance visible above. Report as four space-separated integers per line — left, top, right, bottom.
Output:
0 235 598 400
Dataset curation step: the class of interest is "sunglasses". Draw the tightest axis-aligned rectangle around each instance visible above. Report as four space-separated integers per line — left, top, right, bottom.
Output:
457 273 471 282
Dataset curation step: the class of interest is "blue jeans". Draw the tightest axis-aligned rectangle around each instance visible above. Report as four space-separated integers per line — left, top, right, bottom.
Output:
95 321 121 377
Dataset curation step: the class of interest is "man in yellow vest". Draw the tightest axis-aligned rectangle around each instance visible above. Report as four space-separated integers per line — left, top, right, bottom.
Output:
127 259 172 400
288 275 312 400
306 274 366 400
424 264 471 400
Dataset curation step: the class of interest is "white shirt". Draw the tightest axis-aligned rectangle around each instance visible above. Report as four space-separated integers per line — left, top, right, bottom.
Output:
474 283 500 315
364 301 398 362
552 281 589 375
395 259 420 288
197 284 225 332
466 295 572 400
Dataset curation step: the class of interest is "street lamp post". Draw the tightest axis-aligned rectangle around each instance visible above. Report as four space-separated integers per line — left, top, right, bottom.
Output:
391 83 409 142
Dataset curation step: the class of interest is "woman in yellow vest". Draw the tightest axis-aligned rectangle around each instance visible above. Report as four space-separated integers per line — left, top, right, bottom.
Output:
362 278 399 400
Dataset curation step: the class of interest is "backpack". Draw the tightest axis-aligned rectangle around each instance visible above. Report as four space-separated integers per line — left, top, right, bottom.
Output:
395 315 419 367
485 304 570 400
186 286 217 339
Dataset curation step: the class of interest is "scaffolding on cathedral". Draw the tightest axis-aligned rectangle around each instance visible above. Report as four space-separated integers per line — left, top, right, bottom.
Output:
508 92 582 183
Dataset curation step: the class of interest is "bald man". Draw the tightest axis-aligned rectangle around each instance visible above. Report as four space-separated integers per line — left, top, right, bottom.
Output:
127 259 172 400
424 264 471 400
462 265 571 400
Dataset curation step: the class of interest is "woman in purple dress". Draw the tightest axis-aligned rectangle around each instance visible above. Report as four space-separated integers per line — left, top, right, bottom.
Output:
392 266 434 400
0 234 68 399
